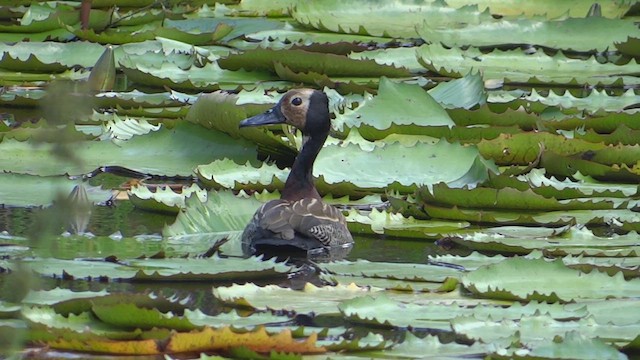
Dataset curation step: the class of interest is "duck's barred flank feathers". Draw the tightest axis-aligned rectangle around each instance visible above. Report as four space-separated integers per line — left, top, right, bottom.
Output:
309 224 352 246
238 88 354 254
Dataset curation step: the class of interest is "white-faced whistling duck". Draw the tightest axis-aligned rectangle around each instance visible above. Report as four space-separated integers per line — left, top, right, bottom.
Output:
239 89 354 255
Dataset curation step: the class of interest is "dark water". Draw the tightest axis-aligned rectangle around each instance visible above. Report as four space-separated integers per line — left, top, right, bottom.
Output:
0 201 456 263
0 201 475 358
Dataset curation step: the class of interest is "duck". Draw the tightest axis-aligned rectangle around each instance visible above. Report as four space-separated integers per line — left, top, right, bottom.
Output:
238 88 354 254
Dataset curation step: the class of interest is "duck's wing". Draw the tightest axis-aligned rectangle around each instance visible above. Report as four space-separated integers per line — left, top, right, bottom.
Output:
254 198 352 246
289 198 352 246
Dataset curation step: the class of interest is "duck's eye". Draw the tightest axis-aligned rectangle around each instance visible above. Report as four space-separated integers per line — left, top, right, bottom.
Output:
291 97 302 106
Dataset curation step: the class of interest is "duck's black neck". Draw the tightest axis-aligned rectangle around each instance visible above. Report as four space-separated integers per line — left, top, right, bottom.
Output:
281 132 328 201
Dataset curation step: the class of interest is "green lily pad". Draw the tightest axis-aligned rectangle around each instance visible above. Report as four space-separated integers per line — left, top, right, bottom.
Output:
291 0 488 38
0 41 108 72
340 294 583 330
218 48 411 77
491 88 640 114
0 122 256 177
23 307 140 340
417 16 640 52
462 257 640 302
344 208 469 238
445 0 634 18
129 184 207 214
163 189 260 237
334 77 454 132
12 256 292 282
321 259 462 283
213 282 378 315
120 58 275 91
323 274 458 292
367 331 488 359
184 309 291 331
452 227 640 255
197 136 496 194
419 183 620 211
91 303 196 331
417 44 640 85
453 314 640 348
504 332 628 360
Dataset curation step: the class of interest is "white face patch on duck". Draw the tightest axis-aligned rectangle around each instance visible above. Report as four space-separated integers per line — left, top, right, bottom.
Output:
279 89 315 130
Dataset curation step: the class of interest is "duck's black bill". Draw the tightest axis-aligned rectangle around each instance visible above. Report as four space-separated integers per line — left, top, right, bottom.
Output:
239 106 285 128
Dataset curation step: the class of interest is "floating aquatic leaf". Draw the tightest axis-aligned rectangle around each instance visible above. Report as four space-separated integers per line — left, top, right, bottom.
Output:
198 136 496 195
344 208 469 238
496 332 628 360
490 88 640 114
428 71 487 110
196 159 287 192
218 48 411 78
452 227 640 255
445 0 634 18
453 314 640 349
315 136 496 192
340 294 583 331
163 189 260 237
99 115 162 142
184 309 291 330
165 326 325 354
540 151 640 182
417 44 640 85
24 306 147 339
565 299 640 326
120 58 275 91
417 16 640 52
462 257 640 302
0 3 109 35
321 259 462 283
324 274 458 292
291 0 488 38
0 41 107 72
334 77 454 132
515 169 639 198
129 184 207 213
338 295 450 330
92 303 196 331
348 47 427 74
419 183 621 211
367 331 487 359
94 89 197 108
0 122 256 177
214 282 376 314
13 256 292 282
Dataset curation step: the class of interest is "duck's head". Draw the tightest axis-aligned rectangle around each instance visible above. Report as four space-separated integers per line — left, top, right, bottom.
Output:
239 89 330 136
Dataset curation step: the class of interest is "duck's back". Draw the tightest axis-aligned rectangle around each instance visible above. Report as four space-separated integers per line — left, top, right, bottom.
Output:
241 198 353 251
